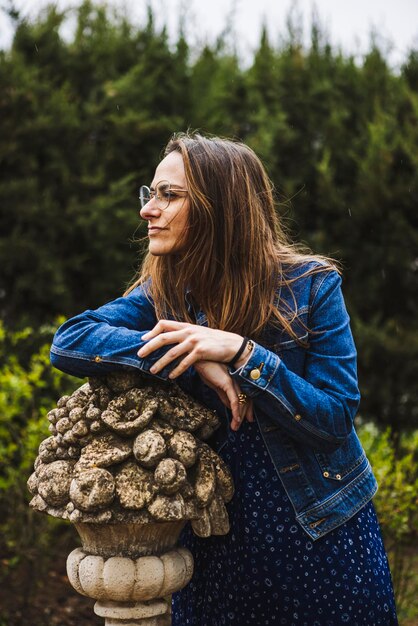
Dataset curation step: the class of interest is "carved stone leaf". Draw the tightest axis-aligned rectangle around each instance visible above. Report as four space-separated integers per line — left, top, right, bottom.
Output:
191 507 212 538
148 494 185 521
208 494 230 535
77 434 132 469
200 443 234 502
193 449 216 507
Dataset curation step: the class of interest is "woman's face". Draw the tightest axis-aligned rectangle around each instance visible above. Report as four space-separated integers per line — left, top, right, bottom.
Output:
140 151 190 256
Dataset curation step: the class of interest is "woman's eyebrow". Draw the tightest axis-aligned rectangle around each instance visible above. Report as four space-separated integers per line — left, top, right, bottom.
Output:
149 181 186 191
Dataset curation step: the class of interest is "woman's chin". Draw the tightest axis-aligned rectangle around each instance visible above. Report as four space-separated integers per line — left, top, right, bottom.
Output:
148 241 168 256
148 241 182 256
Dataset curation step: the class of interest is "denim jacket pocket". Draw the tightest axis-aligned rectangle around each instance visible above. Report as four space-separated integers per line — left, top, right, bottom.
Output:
315 432 366 482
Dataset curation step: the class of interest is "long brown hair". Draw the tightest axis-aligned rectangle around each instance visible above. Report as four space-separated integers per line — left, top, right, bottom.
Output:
126 132 337 342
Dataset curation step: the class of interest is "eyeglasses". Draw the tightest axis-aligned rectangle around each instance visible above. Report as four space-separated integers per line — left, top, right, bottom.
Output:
139 180 188 211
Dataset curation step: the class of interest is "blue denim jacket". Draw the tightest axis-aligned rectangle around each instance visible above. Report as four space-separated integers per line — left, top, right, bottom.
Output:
50 263 377 540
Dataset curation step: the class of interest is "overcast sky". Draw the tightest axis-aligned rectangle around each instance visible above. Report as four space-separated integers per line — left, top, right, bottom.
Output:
1 0 417 66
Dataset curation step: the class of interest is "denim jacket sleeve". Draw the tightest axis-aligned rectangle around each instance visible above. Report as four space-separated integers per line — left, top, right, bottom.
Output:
230 271 360 452
50 282 193 388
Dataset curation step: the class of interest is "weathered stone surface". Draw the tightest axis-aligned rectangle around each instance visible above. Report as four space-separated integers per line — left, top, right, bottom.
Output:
104 370 144 394
191 507 212 538
29 493 49 512
85 406 101 421
37 460 75 506
193 449 216 507
148 494 185 522
78 434 132 469
27 471 38 495
156 387 219 436
154 458 187 495
102 389 159 436
72 419 89 438
66 544 193 616
208 494 230 535
133 430 167 468
69 508 112 523
201 443 234 502
150 419 175 439
68 407 85 423
57 395 70 408
38 436 59 463
115 462 157 509
29 372 233 536
168 431 197 468
70 468 115 512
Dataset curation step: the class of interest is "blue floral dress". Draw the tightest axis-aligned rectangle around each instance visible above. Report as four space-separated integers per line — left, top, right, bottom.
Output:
172 420 398 626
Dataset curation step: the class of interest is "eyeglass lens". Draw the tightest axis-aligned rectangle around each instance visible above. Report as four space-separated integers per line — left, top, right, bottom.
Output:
139 180 171 210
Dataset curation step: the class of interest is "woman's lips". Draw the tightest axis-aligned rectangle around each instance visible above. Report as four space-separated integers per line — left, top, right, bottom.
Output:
148 226 166 234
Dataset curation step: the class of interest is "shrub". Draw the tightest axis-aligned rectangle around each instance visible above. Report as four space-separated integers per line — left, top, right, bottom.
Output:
359 421 418 618
0 320 80 598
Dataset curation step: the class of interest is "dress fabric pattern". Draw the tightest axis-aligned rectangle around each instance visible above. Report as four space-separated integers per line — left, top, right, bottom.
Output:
172 420 398 626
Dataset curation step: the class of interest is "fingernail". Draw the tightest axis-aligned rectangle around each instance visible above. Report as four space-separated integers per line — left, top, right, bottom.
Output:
142 333 150 339
150 366 156 373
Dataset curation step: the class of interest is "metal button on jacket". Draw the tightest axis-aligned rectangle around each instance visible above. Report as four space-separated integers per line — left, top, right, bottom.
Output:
250 368 261 380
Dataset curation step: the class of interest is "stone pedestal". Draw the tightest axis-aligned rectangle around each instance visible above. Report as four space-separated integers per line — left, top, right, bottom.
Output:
28 373 234 625
67 521 193 625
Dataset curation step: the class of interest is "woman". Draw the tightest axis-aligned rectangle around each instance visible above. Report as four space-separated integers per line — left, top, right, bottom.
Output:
51 133 398 625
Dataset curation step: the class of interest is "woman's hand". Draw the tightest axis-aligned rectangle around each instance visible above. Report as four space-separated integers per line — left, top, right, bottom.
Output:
194 360 254 431
137 320 244 378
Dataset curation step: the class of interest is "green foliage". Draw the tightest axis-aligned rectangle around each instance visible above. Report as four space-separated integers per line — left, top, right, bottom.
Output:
359 423 418 618
0 320 80 584
359 423 418 544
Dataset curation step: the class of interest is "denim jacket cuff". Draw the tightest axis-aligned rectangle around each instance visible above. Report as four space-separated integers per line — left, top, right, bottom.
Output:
229 343 281 397
136 353 174 382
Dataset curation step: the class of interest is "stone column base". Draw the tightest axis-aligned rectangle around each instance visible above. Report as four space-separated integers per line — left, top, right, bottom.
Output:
94 599 168 626
67 545 193 625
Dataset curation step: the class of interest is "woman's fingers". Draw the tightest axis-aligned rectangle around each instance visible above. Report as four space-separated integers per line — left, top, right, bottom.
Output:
214 388 230 409
233 379 247 421
138 328 188 358
245 399 254 423
141 320 188 341
139 320 244 365
167 352 202 379
194 361 252 431
147 341 195 375
227 385 242 430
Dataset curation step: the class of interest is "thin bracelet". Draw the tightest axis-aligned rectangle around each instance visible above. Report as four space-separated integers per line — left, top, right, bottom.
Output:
228 337 250 367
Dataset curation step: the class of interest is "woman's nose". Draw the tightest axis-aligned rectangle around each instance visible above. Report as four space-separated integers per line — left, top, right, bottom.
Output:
140 198 160 220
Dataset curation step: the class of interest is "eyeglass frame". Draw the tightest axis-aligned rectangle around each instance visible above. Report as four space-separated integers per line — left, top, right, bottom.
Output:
139 179 189 211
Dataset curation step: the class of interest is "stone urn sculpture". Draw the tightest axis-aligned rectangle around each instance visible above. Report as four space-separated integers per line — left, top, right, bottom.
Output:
28 371 234 625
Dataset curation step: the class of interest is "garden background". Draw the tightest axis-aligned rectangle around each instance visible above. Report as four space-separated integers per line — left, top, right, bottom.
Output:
0 2 417 624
